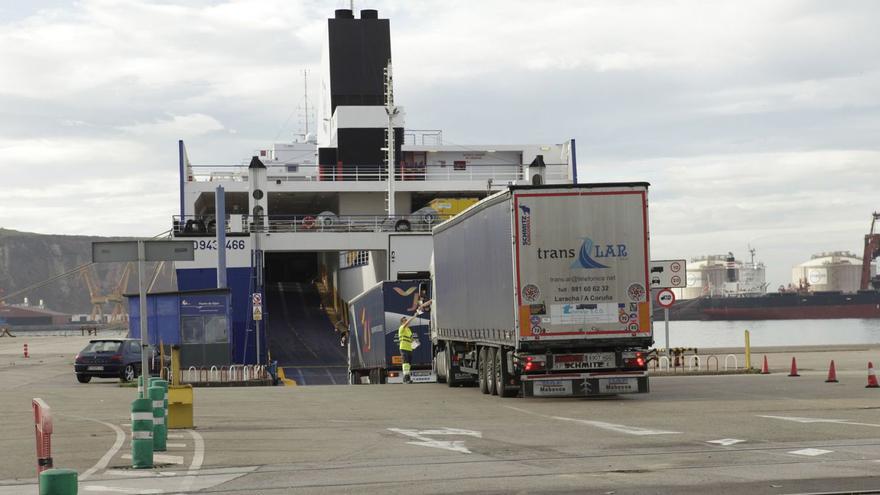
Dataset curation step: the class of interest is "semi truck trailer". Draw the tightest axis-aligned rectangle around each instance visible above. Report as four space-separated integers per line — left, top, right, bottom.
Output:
430 183 653 397
348 280 434 384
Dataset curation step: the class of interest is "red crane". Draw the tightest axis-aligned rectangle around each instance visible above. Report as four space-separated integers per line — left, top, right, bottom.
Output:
860 212 880 290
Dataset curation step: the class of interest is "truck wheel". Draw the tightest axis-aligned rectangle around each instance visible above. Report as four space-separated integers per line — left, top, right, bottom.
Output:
478 347 489 394
496 349 517 397
435 352 447 383
486 347 498 395
445 344 458 387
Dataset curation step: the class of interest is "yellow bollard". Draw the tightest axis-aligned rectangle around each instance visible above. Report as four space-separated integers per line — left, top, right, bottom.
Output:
744 329 752 370
167 345 194 429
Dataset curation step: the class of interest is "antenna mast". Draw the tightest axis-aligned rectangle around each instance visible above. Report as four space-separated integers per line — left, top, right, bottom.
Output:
303 69 310 137
384 60 396 216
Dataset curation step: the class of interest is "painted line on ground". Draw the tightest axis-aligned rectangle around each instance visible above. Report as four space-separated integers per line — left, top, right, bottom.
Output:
180 428 206 492
708 439 746 446
505 406 680 436
167 433 186 439
166 442 187 448
759 415 880 428
77 418 126 481
388 427 481 454
789 448 833 456
122 453 184 465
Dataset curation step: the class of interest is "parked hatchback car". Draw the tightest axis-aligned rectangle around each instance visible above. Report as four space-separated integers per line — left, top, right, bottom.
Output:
74 338 163 383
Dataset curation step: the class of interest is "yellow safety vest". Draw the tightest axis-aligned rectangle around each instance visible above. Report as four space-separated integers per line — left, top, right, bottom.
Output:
398 324 413 352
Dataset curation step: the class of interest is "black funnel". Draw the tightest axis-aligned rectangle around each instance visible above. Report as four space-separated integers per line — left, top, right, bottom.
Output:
249 156 266 169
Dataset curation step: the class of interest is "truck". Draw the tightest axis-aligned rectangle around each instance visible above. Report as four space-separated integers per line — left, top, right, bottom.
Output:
430 182 653 397
348 280 434 384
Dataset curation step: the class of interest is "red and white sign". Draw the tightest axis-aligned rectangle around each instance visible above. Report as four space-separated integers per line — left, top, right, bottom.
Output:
649 259 687 288
656 288 676 308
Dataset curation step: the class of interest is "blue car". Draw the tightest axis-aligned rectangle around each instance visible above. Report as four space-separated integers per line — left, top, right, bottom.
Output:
74 338 162 383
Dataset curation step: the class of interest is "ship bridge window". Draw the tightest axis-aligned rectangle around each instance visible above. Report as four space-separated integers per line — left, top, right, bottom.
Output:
286 165 298 173
453 160 466 171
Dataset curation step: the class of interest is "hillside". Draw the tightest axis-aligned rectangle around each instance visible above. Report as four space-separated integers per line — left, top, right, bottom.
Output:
0 228 175 315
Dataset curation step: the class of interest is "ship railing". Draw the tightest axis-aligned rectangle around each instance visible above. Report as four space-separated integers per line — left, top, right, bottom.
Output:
172 213 453 236
188 163 570 183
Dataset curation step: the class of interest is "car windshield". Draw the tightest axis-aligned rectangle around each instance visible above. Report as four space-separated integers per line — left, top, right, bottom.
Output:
81 341 122 353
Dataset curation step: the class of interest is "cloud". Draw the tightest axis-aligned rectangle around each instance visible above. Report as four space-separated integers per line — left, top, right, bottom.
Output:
118 113 225 138
0 0 878 292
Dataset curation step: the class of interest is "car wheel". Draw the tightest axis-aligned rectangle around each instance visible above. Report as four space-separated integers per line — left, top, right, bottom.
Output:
76 374 91 384
120 364 137 383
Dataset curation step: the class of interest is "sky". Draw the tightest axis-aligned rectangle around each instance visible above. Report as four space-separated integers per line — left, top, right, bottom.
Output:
0 0 878 289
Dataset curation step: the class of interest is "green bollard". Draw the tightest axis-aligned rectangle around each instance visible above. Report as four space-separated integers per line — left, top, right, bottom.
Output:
149 386 167 452
155 379 169 426
130 398 153 468
39 468 78 495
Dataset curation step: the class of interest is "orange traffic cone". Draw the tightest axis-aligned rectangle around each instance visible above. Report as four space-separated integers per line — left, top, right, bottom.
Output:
825 360 838 383
788 356 800 377
867 362 879 388
760 355 770 374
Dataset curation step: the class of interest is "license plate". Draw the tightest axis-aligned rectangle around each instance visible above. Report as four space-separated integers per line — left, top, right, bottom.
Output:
554 352 615 370
533 380 572 396
410 371 436 383
87 366 103 371
599 377 637 394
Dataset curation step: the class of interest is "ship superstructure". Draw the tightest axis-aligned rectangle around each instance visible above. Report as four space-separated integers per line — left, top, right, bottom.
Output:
170 8 576 380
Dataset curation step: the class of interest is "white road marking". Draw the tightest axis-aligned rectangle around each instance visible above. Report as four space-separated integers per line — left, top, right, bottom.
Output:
166 443 187 448
388 427 481 454
180 428 206 492
84 488 160 494
79 419 126 481
505 406 680 436
759 415 880 428
167 433 185 439
789 448 833 456
122 453 184 465
707 438 746 446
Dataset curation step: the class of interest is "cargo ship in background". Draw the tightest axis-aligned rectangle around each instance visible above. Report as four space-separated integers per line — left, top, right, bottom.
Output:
659 213 880 321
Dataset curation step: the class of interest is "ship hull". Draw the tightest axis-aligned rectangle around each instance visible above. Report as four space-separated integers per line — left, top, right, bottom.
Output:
657 291 880 321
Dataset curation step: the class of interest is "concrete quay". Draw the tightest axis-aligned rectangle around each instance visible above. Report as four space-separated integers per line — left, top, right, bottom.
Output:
1 335 879 494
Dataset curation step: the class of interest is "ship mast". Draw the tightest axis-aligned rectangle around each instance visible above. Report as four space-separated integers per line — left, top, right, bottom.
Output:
384 60 397 216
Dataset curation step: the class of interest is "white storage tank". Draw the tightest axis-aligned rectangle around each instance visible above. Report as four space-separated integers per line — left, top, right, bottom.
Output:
791 251 871 293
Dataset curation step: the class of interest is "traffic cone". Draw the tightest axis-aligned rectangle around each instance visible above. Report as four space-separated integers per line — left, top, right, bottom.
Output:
867 362 879 389
760 355 770 374
825 360 838 383
788 356 800 377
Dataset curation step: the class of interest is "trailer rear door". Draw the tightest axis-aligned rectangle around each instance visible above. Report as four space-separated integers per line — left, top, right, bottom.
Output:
513 185 651 341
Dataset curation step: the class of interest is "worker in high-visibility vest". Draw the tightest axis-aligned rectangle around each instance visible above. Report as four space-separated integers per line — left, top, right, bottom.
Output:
398 315 416 383
398 300 432 383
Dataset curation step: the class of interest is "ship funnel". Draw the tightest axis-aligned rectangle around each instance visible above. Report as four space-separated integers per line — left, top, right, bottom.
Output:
335 9 354 19
725 252 737 282
360 9 378 19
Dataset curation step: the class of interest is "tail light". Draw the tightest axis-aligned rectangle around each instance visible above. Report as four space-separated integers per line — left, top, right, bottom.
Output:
110 354 123 363
522 355 546 372
623 351 646 369
74 354 83 363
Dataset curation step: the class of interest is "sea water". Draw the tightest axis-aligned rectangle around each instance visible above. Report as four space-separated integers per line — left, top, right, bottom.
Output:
662 318 880 349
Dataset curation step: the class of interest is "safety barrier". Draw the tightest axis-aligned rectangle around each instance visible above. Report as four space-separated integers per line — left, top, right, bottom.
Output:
687 355 701 371
179 364 272 386
706 355 719 371
656 355 670 372
33 398 53 477
724 354 739 371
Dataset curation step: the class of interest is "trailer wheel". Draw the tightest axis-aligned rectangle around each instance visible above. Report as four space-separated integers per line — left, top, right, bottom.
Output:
496 348 517 397
486 347 498 395
445 344 459 387
434 352 446 383
478 347 489 394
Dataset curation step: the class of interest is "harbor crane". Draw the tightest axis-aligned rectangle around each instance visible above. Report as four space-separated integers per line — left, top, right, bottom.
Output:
861 212 880 291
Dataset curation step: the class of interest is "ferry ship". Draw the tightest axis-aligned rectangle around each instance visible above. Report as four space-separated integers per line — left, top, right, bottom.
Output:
170 8 577 383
